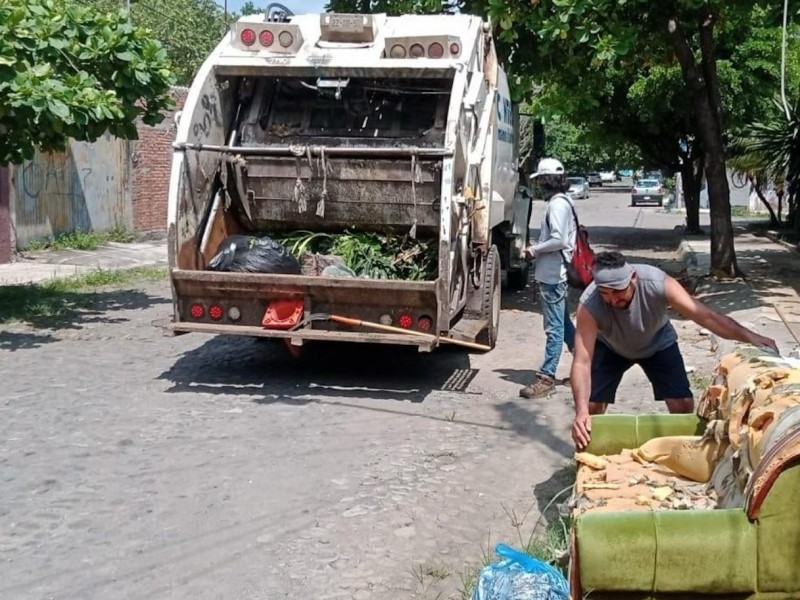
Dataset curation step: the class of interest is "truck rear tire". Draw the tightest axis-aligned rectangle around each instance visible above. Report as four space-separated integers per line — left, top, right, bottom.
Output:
478 246 501 349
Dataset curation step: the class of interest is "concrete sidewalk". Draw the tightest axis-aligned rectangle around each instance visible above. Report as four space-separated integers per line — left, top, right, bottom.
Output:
678 230 800 355
0 240 168 286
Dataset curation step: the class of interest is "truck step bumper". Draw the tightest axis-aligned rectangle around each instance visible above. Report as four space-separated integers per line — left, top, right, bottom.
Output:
168 321 436 351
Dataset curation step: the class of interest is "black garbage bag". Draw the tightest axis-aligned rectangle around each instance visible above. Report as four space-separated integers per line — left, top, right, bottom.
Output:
207 235 301 274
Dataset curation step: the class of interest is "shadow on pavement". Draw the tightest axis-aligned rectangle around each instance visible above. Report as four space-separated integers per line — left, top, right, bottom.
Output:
533 463 576 527
159 336 476 403
0 287 169 336
0 330 58 351
493 399 575 459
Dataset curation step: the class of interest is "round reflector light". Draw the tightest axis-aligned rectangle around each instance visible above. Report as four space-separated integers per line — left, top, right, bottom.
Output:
379 314 393 326
278 31 293 48
398 314 413 329
209 304 224 321
259 30 274 47
240 28 256 46
409 43 425 58
227 306 242 322
428 42 444 58
389 44 407 59
449 42 460 56
190 303 205 319
418 315 433 331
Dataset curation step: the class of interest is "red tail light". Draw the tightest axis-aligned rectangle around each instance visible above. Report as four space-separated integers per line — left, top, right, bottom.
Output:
209 304 224 321
418 315 433 331
389 44 406 58
190 303 205 319
398 314 413 329
259 30 274 47
240 28 256 46
428 42 444 58
449 42 460 56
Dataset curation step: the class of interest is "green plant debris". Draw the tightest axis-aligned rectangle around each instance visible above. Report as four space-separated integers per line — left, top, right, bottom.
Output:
23 227 136 252
274 230 438 280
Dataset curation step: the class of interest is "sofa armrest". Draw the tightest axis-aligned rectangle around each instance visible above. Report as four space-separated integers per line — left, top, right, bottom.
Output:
585 414 706 455
575 509 757 594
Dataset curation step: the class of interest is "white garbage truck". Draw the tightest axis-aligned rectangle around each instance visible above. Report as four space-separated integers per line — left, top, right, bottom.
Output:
166 9 531 351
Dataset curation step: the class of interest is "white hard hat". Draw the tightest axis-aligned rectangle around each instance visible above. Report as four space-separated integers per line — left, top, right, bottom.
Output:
530 158 565 178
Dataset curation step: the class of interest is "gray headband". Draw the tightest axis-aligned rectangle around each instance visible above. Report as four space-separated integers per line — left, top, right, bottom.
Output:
593 264 634 290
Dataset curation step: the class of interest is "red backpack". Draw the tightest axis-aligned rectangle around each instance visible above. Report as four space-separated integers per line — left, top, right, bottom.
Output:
547 195 595 289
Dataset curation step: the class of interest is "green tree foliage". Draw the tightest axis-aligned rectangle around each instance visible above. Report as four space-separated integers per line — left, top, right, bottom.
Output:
482 0 787 275
0 0 175 165
89 0 227 85
731 99 800 228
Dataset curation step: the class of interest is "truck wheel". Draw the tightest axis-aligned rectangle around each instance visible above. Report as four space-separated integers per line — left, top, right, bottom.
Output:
507 263 529 291
478 246 501 349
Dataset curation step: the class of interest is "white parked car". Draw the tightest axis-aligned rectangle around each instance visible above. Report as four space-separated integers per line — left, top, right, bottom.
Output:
599 171 616 183
567 176 589 199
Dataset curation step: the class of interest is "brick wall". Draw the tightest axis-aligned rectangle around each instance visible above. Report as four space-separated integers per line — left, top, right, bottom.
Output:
0 166 11 264
131 87 188 233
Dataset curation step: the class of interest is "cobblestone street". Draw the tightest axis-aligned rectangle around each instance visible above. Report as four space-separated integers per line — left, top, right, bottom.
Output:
4 186 786 599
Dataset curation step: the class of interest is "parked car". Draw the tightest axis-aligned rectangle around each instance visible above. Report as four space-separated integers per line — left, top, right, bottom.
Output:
631 179 663 206
643 170 663 182
586 172 602 187
568 176 589 199
600 171 616 183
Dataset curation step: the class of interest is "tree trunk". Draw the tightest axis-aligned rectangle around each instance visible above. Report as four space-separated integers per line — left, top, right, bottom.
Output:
680 158 703 234
752 176 780 227
667 13 738 276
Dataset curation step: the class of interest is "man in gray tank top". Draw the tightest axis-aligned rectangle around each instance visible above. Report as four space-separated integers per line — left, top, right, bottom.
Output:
571 251 778 450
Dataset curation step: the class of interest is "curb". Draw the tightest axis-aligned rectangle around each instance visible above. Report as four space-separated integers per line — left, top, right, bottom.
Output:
764 230 800 254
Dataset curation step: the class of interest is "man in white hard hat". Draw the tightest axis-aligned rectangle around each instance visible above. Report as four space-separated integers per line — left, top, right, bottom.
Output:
520 158 578 399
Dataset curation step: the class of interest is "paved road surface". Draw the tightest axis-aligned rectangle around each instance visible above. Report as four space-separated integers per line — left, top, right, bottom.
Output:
1 184 718 600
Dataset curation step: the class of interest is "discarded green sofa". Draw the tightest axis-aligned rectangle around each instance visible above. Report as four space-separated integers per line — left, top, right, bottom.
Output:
569 413 800 600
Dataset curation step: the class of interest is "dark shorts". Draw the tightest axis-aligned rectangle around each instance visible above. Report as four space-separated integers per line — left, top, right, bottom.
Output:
590 341 693 403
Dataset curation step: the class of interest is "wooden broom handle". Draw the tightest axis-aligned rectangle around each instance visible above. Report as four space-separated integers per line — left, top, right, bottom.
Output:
329 314 491 352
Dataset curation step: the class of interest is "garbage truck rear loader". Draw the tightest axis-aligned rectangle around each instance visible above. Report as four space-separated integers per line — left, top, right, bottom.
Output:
166 11 531 351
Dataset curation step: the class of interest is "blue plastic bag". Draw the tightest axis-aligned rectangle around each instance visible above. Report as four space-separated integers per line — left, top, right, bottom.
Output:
472 544 569 600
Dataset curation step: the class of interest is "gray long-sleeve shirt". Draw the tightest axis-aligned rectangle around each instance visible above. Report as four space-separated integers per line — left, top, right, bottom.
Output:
533 193 576 285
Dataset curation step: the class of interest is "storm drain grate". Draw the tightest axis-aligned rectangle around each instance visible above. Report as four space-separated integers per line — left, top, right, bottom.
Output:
440 368 479 392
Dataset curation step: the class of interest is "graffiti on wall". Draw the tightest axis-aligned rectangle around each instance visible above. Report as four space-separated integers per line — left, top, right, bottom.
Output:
11 134 131 247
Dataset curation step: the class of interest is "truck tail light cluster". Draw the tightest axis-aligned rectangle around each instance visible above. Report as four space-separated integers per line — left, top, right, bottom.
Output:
188 301 242 323
385 36 461 60
379 312 435 332
234 23 303 53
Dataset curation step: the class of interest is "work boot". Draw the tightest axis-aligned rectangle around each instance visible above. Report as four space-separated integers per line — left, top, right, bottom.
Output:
519 374 555 399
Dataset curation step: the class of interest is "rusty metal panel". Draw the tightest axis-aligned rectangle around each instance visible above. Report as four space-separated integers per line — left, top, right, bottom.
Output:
171 269 436 303
241 156 441 230
245 158 439 182
11 134 131 248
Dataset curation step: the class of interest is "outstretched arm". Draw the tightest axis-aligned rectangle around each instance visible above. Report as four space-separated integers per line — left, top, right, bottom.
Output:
664 276 778 352
571 304 599 449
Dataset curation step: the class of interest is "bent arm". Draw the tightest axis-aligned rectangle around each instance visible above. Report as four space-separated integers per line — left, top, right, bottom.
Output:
571 304 599 417
533 200 571 254
664 276 777 351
